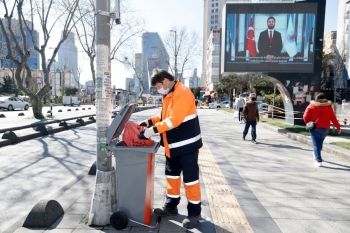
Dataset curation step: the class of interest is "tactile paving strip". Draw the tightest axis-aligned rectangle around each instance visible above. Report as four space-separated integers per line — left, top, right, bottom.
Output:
199 140 253 233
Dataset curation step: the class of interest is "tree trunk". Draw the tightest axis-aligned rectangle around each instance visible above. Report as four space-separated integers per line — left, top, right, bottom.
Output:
90 57 96 86
31 97 44 118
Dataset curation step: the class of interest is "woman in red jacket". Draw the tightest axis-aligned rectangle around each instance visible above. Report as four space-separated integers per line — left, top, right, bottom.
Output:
303 93 341 167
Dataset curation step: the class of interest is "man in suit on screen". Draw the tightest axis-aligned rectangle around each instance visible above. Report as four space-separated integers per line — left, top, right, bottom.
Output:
258 16 282 60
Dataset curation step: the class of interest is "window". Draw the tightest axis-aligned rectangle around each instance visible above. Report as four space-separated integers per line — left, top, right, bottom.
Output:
215 15 218 24
215 26 217 29
212 43 220 51
215 8 218 12
211 15 214 24
210 26 213 31
216 3 218 6
212 56 219 63
212 3 214 7
212 9 214 13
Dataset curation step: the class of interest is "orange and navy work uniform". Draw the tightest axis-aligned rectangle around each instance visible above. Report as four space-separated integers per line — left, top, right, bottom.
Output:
146 81 202 216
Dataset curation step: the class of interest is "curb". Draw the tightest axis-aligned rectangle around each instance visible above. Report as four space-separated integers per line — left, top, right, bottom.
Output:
259 122 350 162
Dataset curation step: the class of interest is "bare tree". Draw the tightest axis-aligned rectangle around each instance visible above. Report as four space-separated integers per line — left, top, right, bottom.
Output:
0 0 82 118
73 0 145 86
163 26 202 82
120 52 146 101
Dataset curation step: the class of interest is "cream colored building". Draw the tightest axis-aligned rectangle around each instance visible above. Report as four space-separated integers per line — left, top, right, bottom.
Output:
323 31 337 54
206 29 221 91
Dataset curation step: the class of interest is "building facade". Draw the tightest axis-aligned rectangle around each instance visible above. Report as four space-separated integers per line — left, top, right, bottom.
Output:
322 31 337 89
336 0 350 87
141 32 169 95
0 18 40 70
57 32 78 87
206 29 221 91
189 68 201 88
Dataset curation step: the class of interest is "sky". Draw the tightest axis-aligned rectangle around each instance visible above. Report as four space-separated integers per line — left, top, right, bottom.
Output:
77 0 338 89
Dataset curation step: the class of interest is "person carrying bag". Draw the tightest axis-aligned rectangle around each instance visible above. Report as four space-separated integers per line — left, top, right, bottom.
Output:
303 93 341 167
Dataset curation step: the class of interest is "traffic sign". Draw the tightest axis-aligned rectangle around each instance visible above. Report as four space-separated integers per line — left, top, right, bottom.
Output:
35 77 43 85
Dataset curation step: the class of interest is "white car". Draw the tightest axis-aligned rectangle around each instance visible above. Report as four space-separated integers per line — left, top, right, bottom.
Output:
0 96 30 111
217 100 231 108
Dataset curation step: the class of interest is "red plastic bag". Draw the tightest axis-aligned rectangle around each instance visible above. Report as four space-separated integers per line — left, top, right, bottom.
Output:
122 120 154 147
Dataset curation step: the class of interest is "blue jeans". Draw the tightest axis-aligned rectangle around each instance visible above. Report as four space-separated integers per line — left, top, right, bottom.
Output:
243 121 257 140
309 128 329 162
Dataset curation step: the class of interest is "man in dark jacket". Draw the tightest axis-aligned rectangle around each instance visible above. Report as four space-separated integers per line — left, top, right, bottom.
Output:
258 16 282 60
242 93 260 144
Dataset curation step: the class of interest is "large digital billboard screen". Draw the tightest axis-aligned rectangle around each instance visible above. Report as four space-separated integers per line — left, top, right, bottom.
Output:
223 3 317 73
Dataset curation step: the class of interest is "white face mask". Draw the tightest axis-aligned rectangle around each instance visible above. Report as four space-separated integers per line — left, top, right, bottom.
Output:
157 87 169 95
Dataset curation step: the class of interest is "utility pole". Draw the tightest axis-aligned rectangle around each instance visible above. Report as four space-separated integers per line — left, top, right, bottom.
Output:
89 0 117 226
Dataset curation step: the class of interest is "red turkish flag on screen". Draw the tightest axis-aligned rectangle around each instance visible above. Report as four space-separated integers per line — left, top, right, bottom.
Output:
246 17 257 57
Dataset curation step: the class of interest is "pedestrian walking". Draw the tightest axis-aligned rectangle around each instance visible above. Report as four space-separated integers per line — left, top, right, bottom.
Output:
235 94 246 123
242 93 259 143
138 68 203 229
303 93 341 167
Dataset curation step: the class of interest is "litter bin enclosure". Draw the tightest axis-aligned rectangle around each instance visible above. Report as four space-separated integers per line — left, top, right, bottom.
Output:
106 103 159 226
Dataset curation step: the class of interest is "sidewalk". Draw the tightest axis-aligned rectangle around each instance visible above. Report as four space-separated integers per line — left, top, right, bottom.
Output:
11 108 350 233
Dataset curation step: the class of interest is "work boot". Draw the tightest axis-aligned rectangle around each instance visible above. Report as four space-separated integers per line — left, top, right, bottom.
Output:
182 215 201 228
153 207 178 216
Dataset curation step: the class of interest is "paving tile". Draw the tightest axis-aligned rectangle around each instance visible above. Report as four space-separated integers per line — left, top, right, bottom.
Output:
76 193 93 203
14 227 46 233
327 220 350 233
65 202 91 214
300 219 338 233
238 199 271 218
315 207 350 221
265 207 297 219
247 217 282 233
273 219 310 233
288 207 322 220
49 214 85 229
257 198 285 207
304 198 350 208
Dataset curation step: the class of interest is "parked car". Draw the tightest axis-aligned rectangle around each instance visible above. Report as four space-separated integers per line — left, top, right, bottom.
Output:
0 96 30 111
217 100 231 108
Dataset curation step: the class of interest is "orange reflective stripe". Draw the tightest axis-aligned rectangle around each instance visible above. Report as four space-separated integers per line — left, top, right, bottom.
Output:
143 153 154 225
166 177 181 196
184 181 201 202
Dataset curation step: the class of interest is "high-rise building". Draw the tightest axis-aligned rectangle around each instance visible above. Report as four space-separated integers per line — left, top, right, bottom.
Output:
189 68 201 88
336 0 350 87
141 32 169 94
125 77 134 91
57 32 78 87
0 18 40 70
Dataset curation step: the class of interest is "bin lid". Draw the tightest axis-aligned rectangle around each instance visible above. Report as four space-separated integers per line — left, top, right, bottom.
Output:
106 103 136 144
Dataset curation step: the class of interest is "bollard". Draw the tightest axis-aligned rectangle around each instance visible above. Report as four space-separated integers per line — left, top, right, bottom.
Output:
23 200 63 227
2 131 19 143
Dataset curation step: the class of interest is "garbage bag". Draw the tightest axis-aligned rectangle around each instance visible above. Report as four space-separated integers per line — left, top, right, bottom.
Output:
123 120 154 147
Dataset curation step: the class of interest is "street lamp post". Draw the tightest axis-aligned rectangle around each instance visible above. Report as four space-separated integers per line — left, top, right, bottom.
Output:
170 30 177 80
